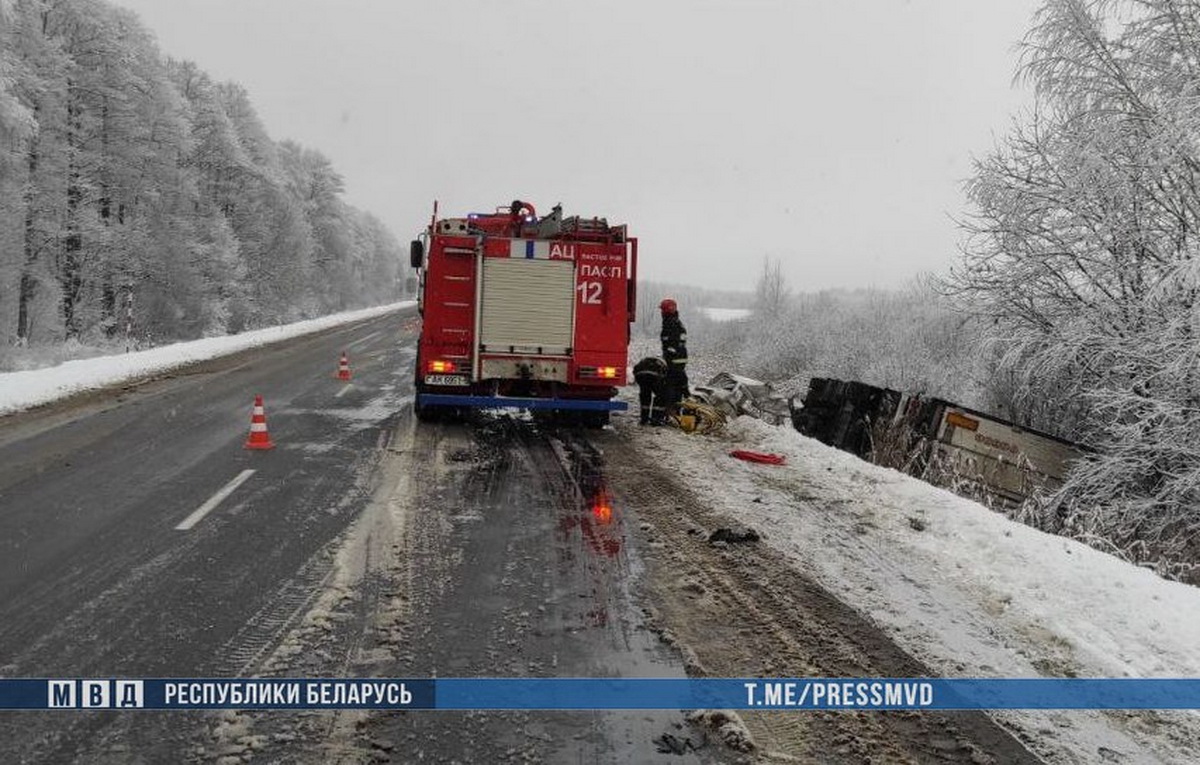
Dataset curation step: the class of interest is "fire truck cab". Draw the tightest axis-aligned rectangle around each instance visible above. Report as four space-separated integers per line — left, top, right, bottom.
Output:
410 200 637 425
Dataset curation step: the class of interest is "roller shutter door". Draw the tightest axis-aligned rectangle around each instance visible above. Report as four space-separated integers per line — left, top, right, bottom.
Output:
479 258 575 354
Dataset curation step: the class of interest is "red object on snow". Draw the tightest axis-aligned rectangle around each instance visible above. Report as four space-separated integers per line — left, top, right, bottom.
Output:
729 450 786 466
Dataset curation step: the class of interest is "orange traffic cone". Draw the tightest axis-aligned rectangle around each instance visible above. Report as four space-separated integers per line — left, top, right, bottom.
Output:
336 351 352 381
244 395 275 450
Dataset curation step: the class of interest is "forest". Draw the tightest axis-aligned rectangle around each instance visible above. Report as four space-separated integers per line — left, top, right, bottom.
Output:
0 0 406 370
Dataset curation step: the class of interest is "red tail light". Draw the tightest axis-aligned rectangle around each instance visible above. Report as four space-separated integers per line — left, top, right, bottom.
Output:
428 360 457 373
598 367 618 379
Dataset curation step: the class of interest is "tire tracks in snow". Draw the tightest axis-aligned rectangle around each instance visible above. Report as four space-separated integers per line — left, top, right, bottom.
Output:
601 427 1042 764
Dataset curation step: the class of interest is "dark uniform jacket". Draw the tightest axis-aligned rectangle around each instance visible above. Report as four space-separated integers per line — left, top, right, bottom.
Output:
633 356 668 384
660 314 688 367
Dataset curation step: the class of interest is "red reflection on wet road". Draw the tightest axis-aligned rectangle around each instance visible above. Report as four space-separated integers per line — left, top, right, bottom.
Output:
553 453 625 629
558 487 623 560
592 495 613 525
581 487 621 558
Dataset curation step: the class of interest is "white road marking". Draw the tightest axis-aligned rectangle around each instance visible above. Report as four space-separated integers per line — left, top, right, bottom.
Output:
176 469 257 531
347 330 382 350
376 429 392 451
335 383 353 398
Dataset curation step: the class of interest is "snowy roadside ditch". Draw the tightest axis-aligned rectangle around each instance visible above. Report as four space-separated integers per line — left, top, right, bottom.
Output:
0 301 415 416
624 416 1200 764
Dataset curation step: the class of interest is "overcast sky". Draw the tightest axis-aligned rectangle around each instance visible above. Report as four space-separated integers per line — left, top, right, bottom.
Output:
115 0 1039 293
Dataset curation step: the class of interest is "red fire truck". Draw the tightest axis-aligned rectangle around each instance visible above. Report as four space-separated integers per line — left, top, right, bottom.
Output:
409 200 637 425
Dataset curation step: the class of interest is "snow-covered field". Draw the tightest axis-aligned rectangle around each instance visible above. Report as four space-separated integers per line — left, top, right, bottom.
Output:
629 416 1200 764
0 302 415 416
698 307 752 322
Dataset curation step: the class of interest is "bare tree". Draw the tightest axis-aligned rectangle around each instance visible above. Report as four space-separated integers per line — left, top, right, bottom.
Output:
754 256 791 315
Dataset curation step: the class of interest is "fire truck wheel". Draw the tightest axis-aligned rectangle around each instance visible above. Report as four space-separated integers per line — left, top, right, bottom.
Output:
413 384 440 423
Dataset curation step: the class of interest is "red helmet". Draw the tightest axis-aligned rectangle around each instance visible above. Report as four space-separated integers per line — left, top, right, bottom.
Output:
659 298 678 314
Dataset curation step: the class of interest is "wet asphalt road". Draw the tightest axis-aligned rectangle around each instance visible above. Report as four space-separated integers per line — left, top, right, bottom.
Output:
0 308 710 764
343 417 708 763
0 308 420 761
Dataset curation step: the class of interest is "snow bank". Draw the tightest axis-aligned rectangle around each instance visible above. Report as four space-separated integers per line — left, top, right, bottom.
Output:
629 416 1200 762
0 302 414 416
737 418 1200 677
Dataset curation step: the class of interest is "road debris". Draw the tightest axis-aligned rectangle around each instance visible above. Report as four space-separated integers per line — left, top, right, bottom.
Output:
654 728 706 755
729 449 785 465
693 373 791 426
707 526 760 545
685 710 756 753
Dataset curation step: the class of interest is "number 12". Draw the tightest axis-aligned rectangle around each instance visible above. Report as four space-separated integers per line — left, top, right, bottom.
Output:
576 281 603 304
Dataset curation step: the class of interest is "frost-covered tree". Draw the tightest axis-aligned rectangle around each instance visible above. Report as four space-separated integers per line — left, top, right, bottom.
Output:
0 0 36 345
699 277 980 402
7 0 72 346
0 0 406 362
949 0 1200 581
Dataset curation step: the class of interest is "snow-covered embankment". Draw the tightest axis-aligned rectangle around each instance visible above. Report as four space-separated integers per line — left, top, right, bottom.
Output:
628 416 1200 763
0 301 415 416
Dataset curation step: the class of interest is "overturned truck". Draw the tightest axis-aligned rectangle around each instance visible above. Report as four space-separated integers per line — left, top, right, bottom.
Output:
792 378 1085 507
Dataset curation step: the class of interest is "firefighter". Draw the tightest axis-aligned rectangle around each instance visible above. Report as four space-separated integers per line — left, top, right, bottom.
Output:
508 199 534 235
659 298 689 411
633 357 668 425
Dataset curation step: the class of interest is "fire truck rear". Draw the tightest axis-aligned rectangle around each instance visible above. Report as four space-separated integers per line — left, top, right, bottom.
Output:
409 200 637 425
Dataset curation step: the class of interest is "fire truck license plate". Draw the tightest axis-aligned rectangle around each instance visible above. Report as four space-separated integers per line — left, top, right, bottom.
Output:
424 374 468 386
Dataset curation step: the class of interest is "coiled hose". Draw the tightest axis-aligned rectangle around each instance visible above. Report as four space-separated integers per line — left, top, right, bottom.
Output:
670 398 728 434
